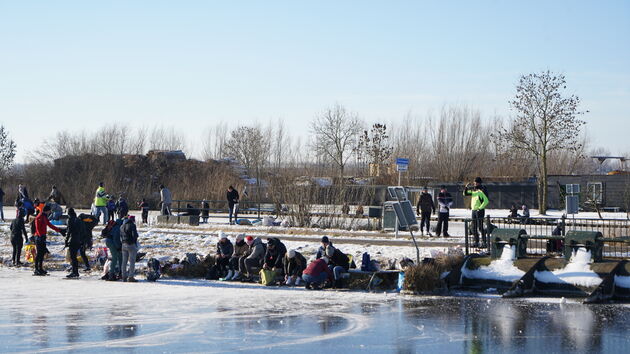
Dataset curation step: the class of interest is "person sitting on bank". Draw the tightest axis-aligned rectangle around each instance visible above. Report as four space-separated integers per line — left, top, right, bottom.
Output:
283 249 307 286
325 245 350 288
215 232 233 278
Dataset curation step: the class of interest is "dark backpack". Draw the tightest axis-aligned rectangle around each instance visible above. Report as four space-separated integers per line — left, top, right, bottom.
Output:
146 258 161 282
101 220 116 238
205 264 220 280
361 252 371 271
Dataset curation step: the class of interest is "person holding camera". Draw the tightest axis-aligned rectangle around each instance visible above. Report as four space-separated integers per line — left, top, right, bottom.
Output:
463 177 489 247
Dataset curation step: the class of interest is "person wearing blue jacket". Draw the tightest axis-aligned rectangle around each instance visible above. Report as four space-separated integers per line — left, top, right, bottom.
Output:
102 218 123 281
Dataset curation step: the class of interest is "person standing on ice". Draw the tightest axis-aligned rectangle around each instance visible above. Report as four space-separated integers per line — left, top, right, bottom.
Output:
33 205 65 275
215 232 234 278
10 208 28 265
106 196 116 222
47 185 66 206
138 198 149 224
226 233 248 280
120 215 140 282
226 185 239 225
0 185 5 222
302 256 333 290
159 185 172 215
463 177 489 247
102 218 123 281
436 185 453 237
283 249 306 286
93 182 109 224
416 187 435 236
64 208 86 278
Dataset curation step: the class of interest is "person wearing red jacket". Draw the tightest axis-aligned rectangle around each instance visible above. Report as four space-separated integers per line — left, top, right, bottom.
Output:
302 257 333 290
33 205 65 275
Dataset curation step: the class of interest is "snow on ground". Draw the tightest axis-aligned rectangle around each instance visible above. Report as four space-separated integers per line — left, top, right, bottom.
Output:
460 245 525 282
534 248 603 288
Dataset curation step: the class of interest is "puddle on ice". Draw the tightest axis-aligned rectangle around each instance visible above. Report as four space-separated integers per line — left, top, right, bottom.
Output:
1 268 630 353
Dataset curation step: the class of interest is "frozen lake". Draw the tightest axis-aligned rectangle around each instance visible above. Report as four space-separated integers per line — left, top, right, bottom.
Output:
1 268 629 353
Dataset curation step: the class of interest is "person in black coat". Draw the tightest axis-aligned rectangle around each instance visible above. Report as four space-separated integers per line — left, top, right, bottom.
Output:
226 186 239 225
65 208 86 278
215 233 234 276
325 245 350 288
416 187 435 236
264 237 287 274
283 249 307 286
10 209 29 265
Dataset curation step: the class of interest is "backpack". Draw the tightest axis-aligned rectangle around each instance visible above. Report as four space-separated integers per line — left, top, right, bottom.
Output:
361 252 371 271
205 264 220 280
146 258 161 281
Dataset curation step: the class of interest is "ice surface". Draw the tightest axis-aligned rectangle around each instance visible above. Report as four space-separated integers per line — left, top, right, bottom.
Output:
534 248 603 288
614 275 630 288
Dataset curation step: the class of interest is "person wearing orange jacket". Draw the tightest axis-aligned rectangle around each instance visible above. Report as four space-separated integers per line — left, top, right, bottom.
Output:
33 205 65 275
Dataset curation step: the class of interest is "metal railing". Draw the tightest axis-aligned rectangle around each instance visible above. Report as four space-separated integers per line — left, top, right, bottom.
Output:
464 215 630 258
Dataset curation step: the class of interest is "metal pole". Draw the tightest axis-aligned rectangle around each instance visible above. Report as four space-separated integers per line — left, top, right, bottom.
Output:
409 229 420 264
395 214 399 239
398 170 401 186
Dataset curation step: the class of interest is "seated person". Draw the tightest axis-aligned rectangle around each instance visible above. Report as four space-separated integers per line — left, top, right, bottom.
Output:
215 232 233 278
283 249 307 286
227 234 248 280
302 256 332 290
237 236 265 282
508 204 518 218
263 237 287 276
325 245 350 288
520 204 530 224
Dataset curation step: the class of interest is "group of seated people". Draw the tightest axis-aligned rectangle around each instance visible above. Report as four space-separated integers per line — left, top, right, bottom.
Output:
213 233 351 289
508 204 530 224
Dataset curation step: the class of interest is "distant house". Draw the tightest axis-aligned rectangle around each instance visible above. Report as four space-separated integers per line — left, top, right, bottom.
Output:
547 173 630 211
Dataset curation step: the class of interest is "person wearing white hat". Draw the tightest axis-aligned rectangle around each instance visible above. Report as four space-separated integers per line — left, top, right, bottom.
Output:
227 233 248 280
283 249 307 286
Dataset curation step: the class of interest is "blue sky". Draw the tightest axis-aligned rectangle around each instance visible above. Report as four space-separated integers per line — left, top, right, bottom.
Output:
1 1 629 161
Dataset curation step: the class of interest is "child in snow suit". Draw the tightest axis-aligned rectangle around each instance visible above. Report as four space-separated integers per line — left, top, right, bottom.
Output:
10 209 29 265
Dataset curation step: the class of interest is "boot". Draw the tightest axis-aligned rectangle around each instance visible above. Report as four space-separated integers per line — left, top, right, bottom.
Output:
230 271 241 281
225 270 234 280
66 273 79 279
127 277 137 282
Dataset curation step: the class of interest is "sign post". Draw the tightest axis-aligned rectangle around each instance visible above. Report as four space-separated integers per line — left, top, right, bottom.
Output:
396 158 409 186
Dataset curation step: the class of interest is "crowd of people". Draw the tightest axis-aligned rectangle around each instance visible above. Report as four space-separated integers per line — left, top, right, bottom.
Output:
211 233 351 289
3 177 505 284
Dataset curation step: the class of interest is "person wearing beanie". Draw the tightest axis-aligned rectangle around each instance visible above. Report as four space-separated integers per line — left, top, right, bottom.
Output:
283 249 307 286
302 256 333 290
464 177 490 248
120 215 140 282
215 232 234 278
316 236 333 259
237 236 265 281
324 245 350 288
33 205 65 275
416 187 435 236
436 185 453 237
227 233 248 280
263 237 287 274
10 208 29 266
64 208 86 278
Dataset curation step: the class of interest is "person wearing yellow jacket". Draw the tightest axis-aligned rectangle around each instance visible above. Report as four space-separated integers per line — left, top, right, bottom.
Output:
463 177 489 247
94 182 109 225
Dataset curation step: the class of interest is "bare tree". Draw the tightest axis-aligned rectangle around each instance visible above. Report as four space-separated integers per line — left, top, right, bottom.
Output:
495 71 586 214
0 126 16 178
311 103 361 183
356 123 393 176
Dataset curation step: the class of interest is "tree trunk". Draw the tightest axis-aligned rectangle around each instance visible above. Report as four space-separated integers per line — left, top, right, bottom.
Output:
540 154 548 215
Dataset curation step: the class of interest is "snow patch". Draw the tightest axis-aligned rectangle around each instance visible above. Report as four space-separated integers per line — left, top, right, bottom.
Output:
534 248 602 288
461 245 525 282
